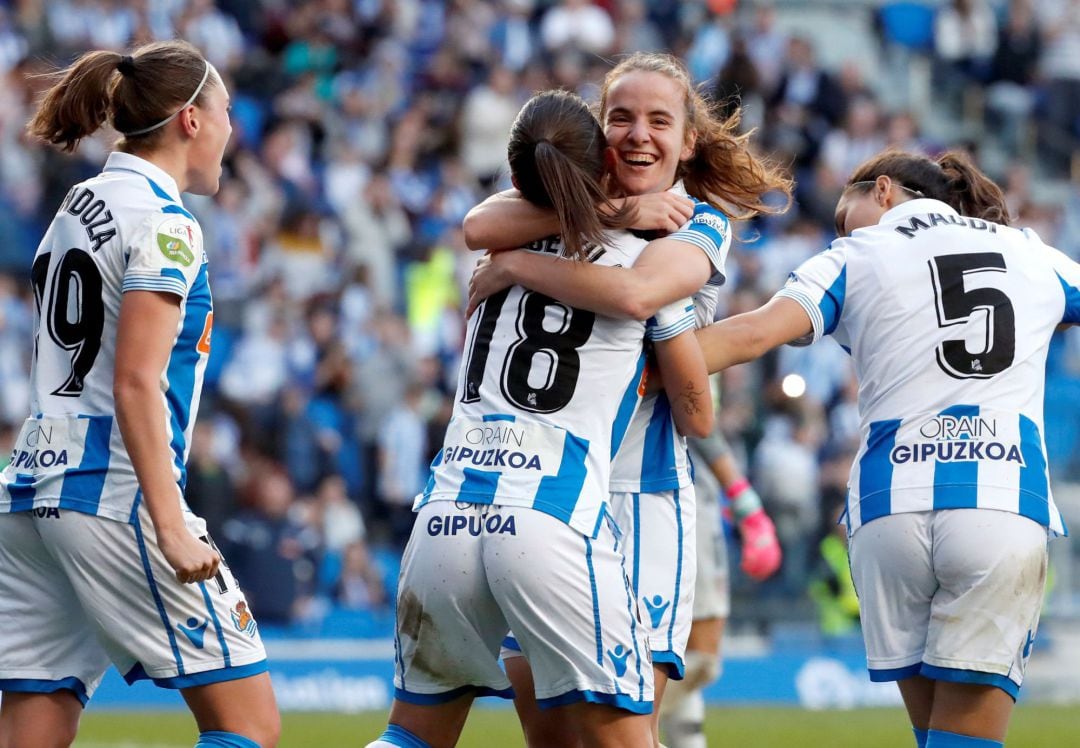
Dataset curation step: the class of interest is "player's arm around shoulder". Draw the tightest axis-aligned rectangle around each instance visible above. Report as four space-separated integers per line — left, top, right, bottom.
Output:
695 296 815 374
649 297 713 438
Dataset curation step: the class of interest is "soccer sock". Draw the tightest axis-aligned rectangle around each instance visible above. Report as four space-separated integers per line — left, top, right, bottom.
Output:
365 724 433 748
195 731 260 748
660 689 706 748
925 729 1003 748
914 727 929 747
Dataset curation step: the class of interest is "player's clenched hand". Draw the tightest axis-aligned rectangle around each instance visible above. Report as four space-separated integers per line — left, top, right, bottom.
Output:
621 192 694 234
738 509 782 581
467 251 516 317
159 527 221 584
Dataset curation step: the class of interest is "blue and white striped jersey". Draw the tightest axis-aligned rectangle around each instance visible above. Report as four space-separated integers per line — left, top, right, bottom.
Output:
418 213 723 537
776 198 1077 536
0 153 212 525
609 201 731 493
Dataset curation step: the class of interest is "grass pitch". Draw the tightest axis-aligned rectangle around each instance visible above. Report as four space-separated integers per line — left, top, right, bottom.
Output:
73 705 1080 747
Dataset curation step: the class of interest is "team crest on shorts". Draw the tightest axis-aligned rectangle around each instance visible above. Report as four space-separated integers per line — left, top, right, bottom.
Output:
230 601 258 637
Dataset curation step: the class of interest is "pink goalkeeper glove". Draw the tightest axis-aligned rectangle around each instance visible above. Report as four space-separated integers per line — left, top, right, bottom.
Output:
737 509 782 581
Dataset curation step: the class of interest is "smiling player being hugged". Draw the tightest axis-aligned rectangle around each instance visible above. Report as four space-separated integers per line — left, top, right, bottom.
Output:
0 41 279 748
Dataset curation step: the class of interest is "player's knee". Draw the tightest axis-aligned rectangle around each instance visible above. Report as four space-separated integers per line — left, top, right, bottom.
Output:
679 650 720 692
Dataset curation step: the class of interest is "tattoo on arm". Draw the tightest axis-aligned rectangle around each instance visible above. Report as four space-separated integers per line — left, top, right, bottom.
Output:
676 380 706 415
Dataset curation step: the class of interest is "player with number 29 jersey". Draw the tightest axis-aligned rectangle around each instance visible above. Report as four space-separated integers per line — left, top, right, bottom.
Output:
0 152 212 525
778 197 1072 537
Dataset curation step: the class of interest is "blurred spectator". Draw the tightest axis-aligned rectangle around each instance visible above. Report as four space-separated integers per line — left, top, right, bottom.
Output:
378 380 429 547
315 474 367 553
933 0 997 96
459 65 520 188
185 418 239 542
223 464 322 624
335 540 388 610
489 0 538 73
1035 0 1080 173
540 0 615 56
615 0 665 56
986 0 1042 156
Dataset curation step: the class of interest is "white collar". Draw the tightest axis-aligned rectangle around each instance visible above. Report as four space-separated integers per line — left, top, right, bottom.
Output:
102 152 182 201
879 197 958 224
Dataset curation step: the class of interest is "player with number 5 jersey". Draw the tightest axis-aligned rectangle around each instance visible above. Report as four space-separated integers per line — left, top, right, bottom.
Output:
695 149 1076 748
0 41 278 748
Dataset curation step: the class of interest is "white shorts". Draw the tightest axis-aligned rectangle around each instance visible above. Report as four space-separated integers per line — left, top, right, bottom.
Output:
0 506 267 704
609 487 697 679
692 483 729 620
396 502 652 713
849 509 1048 699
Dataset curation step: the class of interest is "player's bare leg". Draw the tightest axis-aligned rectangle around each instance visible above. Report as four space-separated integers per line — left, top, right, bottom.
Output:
896 675 934 733
651 667 669 746
374 693 475 748
567 702 655 748
505 655 580 747
182 672 281 747
0 691 82 748
928 682 1013 743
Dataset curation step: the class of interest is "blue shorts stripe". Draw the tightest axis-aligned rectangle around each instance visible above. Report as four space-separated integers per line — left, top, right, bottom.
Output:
868 663 922 682
536 688 652 714
859 419 901 523
668 487 684 656
616 524 645 702
199 581 231 667
933 405 979 510
134 518 184 676
584 535 603 666
0 676 89 706
59 415 112 513
394 684 514 705
920 664 1019 701
127 660 268 690
651 650 686 680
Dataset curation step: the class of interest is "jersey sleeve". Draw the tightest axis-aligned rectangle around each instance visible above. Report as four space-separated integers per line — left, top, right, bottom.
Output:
773 244 847 346
1040 240 1080 325
123 210 204 299
668 200 731 286
646 297 695 341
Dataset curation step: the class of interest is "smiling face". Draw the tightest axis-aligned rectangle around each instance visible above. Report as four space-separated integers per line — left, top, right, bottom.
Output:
601 70 696 197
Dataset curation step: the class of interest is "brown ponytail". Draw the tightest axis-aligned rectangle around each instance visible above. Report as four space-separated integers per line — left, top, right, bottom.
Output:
937 151 1009 225
599 52 793 220
847 149 1010 225
508 90 633 261
28 40 215 154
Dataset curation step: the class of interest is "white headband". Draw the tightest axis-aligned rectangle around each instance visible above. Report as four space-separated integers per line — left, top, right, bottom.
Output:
123 60 212 137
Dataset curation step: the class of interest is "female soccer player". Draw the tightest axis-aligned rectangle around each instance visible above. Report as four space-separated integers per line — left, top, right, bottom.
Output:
0 42 279 748
368 89 725 748
694 149 1072 748
465 52 787 745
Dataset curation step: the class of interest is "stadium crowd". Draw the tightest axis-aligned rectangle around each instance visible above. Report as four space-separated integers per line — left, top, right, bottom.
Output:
1 0 1079 632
